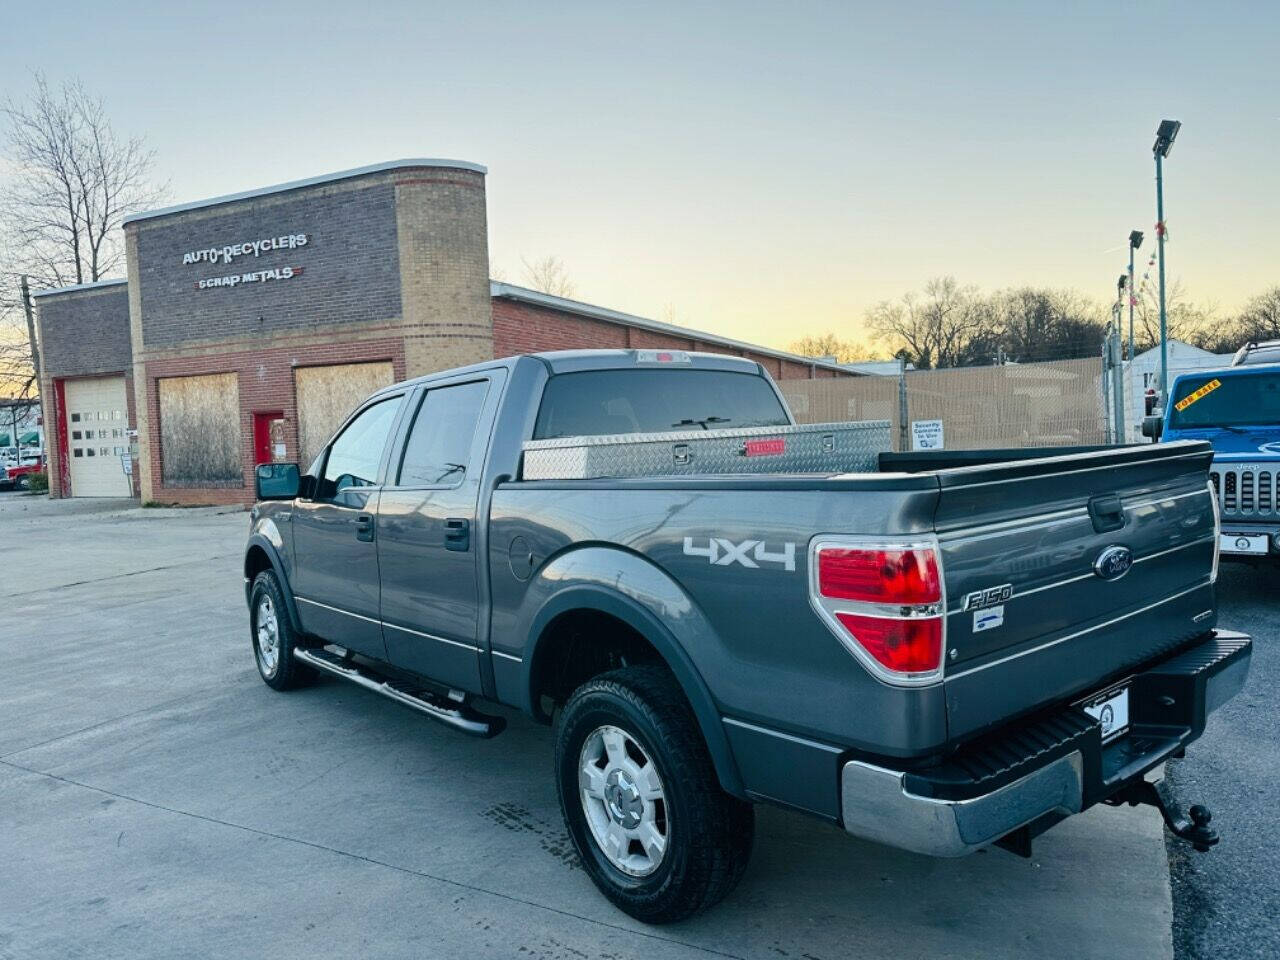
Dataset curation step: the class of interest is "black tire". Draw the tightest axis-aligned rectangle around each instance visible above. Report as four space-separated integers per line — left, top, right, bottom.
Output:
554 664 754 924
15 475 29 491
249 570 315 691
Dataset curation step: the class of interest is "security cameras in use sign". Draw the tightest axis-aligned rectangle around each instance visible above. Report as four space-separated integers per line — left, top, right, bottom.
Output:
911 420 944 451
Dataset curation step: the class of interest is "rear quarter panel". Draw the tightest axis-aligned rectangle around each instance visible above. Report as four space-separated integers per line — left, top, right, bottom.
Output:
487 478 947 758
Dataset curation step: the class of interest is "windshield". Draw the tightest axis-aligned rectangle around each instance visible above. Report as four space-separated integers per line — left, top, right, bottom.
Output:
1168 372 1280 429
533 369 790 439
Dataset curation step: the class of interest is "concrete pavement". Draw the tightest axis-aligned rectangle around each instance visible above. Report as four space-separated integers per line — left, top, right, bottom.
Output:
0 496 1177 959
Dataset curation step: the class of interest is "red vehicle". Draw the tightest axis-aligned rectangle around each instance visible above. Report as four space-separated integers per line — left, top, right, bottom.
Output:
4 455 46 491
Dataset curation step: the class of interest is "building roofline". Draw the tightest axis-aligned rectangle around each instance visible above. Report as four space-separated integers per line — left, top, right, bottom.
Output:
489 282 856 376
123 158 488 227
30 278 128 299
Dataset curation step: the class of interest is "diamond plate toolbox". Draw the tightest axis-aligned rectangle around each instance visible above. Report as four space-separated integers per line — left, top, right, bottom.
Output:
521 421 891 480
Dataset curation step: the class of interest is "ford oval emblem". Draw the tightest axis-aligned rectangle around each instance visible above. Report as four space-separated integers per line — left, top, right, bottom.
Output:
1094 545 1133 581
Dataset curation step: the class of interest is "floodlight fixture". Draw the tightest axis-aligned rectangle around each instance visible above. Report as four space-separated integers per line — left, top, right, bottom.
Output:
1153 120 1181 158
1129 229 1144 249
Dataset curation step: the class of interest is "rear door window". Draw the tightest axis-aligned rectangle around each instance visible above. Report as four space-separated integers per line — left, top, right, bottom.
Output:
533 369 790 439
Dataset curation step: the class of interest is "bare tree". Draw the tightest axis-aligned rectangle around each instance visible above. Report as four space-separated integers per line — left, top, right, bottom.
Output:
0 73 165 397
787 332 877 363
866 277 993 368
1129 278 1219 354
1231 286 1280 343
521 255 576 299
992 287 1106 362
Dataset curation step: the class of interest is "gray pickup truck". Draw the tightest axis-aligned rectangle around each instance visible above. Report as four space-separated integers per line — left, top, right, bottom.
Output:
245 349 1251 923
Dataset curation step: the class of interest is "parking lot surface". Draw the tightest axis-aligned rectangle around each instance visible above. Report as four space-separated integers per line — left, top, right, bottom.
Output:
0 494 1263 959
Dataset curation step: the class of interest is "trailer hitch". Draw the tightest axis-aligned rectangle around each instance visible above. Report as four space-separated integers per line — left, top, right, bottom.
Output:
1107 778 1219 852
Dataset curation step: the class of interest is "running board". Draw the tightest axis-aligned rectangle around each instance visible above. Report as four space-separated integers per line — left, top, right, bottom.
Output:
294 648 505 739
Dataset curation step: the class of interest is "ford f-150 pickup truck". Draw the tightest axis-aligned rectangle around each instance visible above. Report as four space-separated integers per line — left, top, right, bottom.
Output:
245 349 1251 923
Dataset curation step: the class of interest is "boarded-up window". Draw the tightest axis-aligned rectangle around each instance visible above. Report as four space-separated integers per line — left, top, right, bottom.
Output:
296 361 396 469
158 372 242 486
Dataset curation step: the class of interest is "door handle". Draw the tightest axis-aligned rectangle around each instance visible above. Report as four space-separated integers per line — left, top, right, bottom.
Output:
444 517 471 552
1088 495 1126 534
354 513 375 542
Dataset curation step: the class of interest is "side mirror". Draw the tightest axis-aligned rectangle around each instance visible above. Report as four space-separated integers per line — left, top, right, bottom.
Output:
255 462 301 500
1141 416 1164 441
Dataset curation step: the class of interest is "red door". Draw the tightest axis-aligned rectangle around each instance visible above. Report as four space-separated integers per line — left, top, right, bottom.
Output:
252 412 286 465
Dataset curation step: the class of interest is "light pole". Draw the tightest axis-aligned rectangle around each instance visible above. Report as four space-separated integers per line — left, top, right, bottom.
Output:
1127 229 1143 363
1153 119 1180 404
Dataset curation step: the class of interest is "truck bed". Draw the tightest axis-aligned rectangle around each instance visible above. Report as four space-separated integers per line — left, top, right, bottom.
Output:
493 438 1217 762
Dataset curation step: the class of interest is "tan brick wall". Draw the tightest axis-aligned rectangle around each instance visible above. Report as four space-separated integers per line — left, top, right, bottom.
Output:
395 168 493 375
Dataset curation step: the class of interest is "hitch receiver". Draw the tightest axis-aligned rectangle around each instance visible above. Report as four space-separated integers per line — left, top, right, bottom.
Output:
1108 779 1218 852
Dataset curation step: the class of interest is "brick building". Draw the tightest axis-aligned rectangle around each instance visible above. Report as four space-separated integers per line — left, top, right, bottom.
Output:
33 279 138 498
34 158 851 503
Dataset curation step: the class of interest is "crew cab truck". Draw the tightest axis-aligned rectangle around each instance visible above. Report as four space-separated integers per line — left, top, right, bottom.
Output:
246 350 1250 923
1144 361 1280 563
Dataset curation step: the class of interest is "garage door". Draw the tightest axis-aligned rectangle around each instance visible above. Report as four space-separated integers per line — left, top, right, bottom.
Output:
65 376 133 497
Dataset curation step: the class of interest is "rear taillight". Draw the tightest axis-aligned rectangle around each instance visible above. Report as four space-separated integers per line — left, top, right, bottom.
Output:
817 547 940 605
810 539 946 684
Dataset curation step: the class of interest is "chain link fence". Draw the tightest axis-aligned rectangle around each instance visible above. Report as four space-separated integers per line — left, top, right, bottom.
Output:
779 357 1109 451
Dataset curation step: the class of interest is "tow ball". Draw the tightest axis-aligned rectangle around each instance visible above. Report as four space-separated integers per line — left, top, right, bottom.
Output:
1107 779 1219 852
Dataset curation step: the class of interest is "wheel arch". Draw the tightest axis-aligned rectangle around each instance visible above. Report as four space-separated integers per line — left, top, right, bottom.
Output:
243 534 302 634
521 551 745 798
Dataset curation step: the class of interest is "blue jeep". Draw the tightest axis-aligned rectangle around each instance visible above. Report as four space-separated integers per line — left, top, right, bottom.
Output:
1144 362 1280 562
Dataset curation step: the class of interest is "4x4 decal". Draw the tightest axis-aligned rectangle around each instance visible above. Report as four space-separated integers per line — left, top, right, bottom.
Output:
682 537 796 572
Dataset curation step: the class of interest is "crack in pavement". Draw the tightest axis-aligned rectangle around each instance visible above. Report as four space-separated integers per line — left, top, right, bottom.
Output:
1 553 242 600
0 758 746 960
0 692 206 762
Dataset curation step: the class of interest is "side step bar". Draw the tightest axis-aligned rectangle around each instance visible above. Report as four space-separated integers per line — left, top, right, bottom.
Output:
294 647 506 739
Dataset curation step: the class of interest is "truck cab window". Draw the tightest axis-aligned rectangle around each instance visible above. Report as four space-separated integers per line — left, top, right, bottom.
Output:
397 380 489 486
533 369 790 439
316 397 401 499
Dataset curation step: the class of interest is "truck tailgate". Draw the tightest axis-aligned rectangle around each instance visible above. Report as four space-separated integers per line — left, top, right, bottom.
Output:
934 441 1217 742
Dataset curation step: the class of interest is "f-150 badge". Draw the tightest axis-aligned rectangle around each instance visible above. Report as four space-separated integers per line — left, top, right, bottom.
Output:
962 583 1013 611
683 537 796 572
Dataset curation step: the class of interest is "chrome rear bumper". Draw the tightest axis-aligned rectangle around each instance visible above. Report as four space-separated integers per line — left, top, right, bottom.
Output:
840 751 1083 857
839 630 1250 857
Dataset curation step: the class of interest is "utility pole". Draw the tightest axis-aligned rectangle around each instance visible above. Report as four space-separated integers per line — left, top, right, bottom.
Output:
1109 311 1125 443
897 355 909 452
1152 121 1180 404
18 275 46 464
1127 230 1143 364
19 276 41 386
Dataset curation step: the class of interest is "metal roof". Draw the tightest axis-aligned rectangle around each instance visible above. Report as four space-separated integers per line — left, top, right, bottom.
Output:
30 278 128 300
489 283 855 376
122 158 487 227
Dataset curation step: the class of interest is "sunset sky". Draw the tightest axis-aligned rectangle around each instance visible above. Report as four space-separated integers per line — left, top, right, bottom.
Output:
4 1 1277 352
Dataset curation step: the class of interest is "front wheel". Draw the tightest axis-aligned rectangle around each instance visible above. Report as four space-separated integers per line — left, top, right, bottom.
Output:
249 570 314 690
554 664 754 924
14 475 29 490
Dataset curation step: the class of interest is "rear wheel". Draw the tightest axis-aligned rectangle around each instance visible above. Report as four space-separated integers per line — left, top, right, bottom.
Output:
14 475 29 491
554 664 754 923
250 570 314 690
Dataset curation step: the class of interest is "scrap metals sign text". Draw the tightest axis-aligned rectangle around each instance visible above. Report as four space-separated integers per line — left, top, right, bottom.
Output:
195 266 304 290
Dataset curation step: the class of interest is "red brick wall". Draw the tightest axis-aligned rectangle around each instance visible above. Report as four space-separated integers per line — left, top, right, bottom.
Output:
491 299 847 379
141 338 405 506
